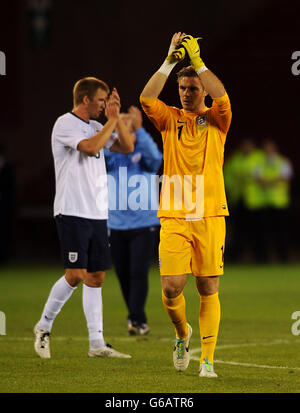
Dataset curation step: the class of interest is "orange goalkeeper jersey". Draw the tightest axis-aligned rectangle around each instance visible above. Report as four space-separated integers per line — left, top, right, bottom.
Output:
140 93 232 219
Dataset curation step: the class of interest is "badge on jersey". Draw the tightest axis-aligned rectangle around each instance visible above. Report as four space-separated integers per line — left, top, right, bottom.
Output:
68 252 78 263
196 115 207 129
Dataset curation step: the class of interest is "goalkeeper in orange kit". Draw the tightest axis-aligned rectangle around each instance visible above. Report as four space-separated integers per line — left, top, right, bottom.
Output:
140 33 232 377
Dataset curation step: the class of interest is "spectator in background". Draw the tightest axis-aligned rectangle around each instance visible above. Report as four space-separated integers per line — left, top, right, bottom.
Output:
225 138 293 263
27 0 52 50
224 138 266 262
258 139 293 262
224 141 248 262
105 106 163 335
0 143 15 264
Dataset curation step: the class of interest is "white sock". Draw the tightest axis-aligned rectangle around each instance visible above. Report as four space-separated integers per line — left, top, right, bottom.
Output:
37 275 76 332
82 283 105 349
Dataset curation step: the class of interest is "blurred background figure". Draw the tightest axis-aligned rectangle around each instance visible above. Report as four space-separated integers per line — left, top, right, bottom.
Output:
258 139 293 262
224 138 266 262
0 143 15 265
225 137 294 263
224 140 248 262
27 0 53 50
105 106 163 335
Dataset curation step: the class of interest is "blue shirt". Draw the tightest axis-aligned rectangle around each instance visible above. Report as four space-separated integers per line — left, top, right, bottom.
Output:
104 127 163 230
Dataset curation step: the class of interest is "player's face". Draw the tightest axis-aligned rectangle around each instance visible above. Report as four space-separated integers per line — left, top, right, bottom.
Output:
87 88 108 118
178 76 206 113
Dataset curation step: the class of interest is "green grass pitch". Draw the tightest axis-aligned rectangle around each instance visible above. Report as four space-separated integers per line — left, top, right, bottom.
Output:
0 264 300 393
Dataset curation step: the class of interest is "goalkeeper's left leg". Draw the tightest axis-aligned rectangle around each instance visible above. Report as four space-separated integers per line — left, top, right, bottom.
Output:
196 276 220 365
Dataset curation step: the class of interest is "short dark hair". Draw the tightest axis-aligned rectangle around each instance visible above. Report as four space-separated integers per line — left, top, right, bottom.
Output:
176 66 198 81
73 77 110 106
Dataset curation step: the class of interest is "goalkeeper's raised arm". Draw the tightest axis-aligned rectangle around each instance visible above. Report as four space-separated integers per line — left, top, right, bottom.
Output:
180 34 226 99
141 33 227 100
140 32 186 98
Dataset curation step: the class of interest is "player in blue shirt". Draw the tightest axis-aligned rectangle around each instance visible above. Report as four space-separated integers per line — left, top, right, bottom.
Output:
105 106 162 335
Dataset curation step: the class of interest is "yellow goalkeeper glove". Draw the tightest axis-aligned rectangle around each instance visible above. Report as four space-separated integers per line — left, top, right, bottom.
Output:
180 35 206 72
158 39 185 76
166 44 185 64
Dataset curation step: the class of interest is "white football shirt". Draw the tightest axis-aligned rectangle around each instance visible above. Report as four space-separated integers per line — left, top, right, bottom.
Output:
52 112 117 219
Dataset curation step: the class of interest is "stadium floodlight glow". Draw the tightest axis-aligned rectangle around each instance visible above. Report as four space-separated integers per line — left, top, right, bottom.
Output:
0 51 6 75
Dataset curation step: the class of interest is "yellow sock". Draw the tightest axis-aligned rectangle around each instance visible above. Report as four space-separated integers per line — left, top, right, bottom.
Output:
162 291 188 339
199 292 220 364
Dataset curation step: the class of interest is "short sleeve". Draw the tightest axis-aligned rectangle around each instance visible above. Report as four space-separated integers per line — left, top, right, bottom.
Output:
53 117 83 150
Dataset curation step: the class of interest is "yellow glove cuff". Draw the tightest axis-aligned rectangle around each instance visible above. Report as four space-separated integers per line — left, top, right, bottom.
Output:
191 56 205 72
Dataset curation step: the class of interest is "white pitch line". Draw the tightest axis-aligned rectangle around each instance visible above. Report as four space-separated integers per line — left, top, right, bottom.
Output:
0 335 166 343
0 336 165 342
1 336 300 371
0 336 88 342
190 346 300 371
1 337 299 345
213 359 300 371
190 338 297 354
214 339 293 350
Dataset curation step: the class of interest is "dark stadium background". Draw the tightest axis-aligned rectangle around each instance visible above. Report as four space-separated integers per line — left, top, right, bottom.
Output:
0 0 299 264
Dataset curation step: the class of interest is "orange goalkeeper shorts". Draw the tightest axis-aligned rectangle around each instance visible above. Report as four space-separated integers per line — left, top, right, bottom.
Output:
159 216 226 276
